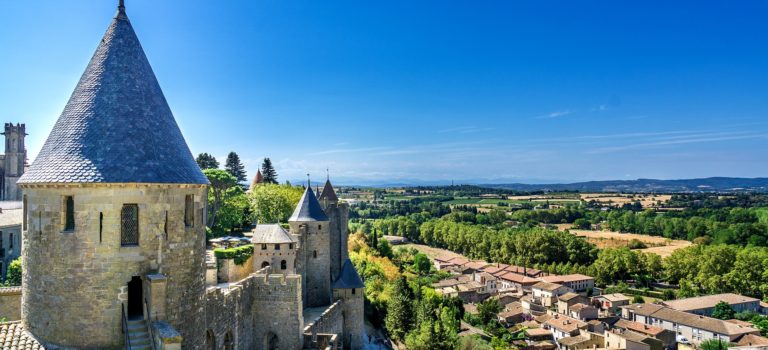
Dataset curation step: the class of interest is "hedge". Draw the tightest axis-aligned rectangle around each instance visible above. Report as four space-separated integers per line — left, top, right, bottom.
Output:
214 245 254 265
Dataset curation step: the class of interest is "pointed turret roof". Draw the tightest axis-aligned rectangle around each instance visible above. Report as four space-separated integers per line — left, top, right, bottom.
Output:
289 186 328 222
250 169 264 189
332 259 365 289
18 3 207 185
319 179 339 202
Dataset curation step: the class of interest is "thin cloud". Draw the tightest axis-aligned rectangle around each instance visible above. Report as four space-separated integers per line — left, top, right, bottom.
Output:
586 132 768 154
536 110 571 119
309 146 393 156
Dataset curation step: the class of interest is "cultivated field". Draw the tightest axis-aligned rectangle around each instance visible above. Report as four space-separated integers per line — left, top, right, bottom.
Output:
579 193 672 208
400 243 464 261
556 224 691 257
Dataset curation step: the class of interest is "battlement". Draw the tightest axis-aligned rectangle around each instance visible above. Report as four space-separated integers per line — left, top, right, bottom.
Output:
2 123 25 134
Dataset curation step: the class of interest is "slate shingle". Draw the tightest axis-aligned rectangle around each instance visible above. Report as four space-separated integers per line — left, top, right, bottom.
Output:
18 6 207 185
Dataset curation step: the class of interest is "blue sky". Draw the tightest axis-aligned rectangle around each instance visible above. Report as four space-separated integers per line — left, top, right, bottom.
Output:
1 1 767 185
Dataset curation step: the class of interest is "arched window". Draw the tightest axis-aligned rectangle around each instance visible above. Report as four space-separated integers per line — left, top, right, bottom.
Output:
223 331 234 350
280 260 287 270
121 204 139 246
261 261 270 268
206 330 216 350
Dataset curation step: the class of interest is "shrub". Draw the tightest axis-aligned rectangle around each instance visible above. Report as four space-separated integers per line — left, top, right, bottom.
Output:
214 245 254 265
4 257 21 286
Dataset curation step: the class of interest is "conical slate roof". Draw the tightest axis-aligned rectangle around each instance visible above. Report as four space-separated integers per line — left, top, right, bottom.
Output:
289 186 328 222
319 179 339 202
18 4 207 185
332 259 365 289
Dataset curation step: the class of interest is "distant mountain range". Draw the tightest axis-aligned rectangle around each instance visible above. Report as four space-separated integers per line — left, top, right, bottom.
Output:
482 177 768 193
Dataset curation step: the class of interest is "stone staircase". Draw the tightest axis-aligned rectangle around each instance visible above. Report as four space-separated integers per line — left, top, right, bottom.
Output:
126 318 152 350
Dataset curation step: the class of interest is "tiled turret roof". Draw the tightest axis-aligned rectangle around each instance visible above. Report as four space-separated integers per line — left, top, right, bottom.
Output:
332 259 365 289
289 186 328 222
18 3 207 185
318 179 339 202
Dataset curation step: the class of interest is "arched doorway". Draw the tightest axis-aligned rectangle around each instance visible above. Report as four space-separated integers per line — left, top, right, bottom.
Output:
261 261 270 268
127 276 143 319
223 331 234 350
206 329 216 350
264 332 278 350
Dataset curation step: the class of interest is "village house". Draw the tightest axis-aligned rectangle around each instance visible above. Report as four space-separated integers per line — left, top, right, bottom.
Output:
539 274 595 292
567 303 599 321
499 272 541 293
533 282 574 307
661 293 763 316
557 293 590 315
622 303 760 346
613 319 677 349
604 328 665 350
593 293 632 315
544 315 588 343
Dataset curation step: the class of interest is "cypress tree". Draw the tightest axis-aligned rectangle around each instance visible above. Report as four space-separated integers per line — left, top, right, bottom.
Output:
261 158 278 184
224 151 247 182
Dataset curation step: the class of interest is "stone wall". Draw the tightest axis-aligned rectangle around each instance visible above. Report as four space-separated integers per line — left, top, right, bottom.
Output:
217 255 255 283
304 300 344 337
19 183 207 349
252 274 304 350
0 286 21 321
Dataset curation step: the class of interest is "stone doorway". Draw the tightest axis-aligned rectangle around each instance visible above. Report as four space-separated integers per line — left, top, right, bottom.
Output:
127 276 143 319
265 332 278 350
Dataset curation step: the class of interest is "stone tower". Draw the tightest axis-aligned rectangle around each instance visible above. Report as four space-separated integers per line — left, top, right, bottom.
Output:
289 186 332 308
319 177 349 281
17 2 209 348
0 123 27 200
332 259 365 350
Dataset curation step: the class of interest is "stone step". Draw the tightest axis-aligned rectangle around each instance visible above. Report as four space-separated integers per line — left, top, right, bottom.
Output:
129 331 149 340
129 345 152 350
130 336 151 345
127 323 147 331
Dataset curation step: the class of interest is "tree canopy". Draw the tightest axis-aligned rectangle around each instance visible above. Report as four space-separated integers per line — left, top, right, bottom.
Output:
196 152 219 170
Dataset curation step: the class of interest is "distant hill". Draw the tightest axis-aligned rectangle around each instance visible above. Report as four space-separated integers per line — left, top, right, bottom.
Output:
483 177 768 193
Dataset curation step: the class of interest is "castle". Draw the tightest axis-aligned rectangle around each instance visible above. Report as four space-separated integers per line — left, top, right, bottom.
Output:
0 123 27 201
6 2 364 349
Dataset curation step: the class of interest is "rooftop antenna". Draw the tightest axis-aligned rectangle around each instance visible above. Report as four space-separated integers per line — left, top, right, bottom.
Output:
307 173 311 188
326 167 330 181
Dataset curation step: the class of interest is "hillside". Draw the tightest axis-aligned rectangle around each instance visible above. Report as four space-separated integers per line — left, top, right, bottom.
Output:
484 177 768 193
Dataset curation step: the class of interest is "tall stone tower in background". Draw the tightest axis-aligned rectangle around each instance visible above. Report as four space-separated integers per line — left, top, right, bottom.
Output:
319 177 349 281
289 186 332 308
0 123 27 200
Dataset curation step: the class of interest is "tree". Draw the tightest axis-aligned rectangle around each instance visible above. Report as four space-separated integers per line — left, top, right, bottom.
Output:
261 158 278 184
204 169 239 229
477 298 502 324
224 152 247 183
377 239 394 259
700 339 730 350
196 153 219 169
632 295 646 304
3 257 21 286
248 184 304 224
214 186 251 233
412 253 432 275
385 276 415 341
711 301 736 320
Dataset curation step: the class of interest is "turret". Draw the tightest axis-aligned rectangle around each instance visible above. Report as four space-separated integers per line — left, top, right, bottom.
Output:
332 259 365 350
289 186 331 307
319 177 349 280
16 2 208 347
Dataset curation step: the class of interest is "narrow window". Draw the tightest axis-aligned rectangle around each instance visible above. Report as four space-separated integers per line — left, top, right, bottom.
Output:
185 195 194 227
0 232 3 250
99 212 104 243
38 212 42 235
22 195 27 231
275 244 280 250
64 196 75 231
8 233 12 249
289 243 294 250
319 224 322 230
121 204 139 246
281 260 287 270
352 288 356 295
313 250 317 258
164 211 168 239
261 244 267 250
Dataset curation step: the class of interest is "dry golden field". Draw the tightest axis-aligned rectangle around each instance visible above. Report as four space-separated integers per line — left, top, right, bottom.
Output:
556 224 691 257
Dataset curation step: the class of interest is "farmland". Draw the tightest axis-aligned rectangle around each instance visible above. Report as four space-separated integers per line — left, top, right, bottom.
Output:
555 224 692 257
